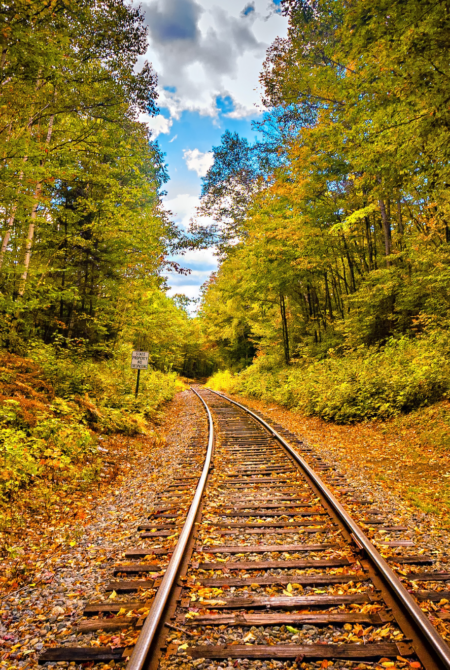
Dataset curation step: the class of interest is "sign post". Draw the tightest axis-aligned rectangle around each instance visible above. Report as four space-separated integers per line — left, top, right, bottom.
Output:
131 351 149 398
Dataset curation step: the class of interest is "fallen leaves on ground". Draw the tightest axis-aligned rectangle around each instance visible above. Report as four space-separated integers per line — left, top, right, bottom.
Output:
228 394 450 528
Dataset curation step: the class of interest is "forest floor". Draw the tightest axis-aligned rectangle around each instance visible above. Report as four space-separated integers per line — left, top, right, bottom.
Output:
225 391 450 530
0 389 204 669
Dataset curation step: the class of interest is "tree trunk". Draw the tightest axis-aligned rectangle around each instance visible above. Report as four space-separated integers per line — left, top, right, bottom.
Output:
331 271 344 319
0 75 44 270
324 271 333 321
66 301 76 339
306 284 313 317
17 182 42 297
0 196 21 270
378 198 392 263
280 293 290 365
1 47 7 73
17 114 54 297
341 234 356 292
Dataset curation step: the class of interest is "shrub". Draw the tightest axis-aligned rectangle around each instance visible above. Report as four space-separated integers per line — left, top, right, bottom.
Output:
28 341 178 433
0 342 179 498
208 332 450 423
207 370 235 392
0 402 99 496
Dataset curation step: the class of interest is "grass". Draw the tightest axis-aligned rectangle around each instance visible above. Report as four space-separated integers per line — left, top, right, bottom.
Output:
404 487 441 515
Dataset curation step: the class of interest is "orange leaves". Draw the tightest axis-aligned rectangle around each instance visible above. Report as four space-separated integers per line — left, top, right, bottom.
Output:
232 392 450 527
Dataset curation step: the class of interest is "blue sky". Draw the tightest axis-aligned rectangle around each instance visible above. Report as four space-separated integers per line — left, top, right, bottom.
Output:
138 0 287 303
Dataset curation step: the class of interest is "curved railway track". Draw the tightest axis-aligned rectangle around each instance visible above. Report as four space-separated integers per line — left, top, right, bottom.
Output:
40 387 450 670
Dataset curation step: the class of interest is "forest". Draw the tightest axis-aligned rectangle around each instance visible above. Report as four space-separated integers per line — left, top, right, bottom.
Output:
200 0 450 423
0 0 212 505
1 0 450 509
3 2 450 665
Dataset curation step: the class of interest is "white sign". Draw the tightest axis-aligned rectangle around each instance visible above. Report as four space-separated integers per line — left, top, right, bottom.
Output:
131 351 149 370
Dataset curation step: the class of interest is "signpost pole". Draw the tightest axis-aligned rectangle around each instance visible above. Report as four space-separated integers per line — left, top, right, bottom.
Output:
131 351 148 399
135 369 141 399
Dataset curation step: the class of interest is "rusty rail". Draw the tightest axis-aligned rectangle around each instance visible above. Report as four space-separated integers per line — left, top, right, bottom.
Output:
207 387 450 670
125 387 214 670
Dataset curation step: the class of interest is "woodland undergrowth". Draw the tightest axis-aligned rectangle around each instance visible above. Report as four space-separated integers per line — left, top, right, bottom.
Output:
209 333 450 519
208 331 450 424
0 343 179 552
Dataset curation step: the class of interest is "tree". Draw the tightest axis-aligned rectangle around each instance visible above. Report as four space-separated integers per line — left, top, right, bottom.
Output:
0 0 179 353
198 0 450 367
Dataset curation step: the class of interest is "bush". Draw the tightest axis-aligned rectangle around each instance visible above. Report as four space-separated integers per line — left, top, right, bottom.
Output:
28 341 178 433
208 332 450 423
0 343 179 498
0 400 99 496
207 370 235 392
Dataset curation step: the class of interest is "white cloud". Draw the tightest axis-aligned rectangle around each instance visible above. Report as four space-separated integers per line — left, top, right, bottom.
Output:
168 268 215 285
163 191 216 233
141 0 287 120
183 148 214 177
165 254 218 305
225 101 261 119
166 281 207 302
181 248 217 268
162 193 218 304
163 193 199 229
169 134 178 143
164 192 215 232
140 113 173 138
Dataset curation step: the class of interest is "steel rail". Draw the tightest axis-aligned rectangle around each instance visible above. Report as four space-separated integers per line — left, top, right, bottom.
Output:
126 387 214 670
207 388 450 669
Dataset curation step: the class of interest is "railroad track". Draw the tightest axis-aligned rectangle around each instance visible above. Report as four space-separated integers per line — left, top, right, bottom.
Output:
40 387 450 669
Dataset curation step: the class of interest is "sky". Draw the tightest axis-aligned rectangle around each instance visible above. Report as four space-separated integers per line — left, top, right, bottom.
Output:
137 0 287 304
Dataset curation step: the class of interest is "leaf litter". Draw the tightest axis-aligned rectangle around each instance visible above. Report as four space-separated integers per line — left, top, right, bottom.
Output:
0 389 205 669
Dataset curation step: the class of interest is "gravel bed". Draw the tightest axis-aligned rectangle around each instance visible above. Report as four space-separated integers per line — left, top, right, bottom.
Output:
158 396 434 670
0 390 206 669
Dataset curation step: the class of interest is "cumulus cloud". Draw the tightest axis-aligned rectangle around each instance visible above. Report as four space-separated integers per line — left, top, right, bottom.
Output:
140 113 173 138
165 273 213 302
145 0 203 43
163 191 215 232
165 250 218 305
162 193 218 306
163 193 200 229
142 0 267 119
183 148 214 177
225 101 261 119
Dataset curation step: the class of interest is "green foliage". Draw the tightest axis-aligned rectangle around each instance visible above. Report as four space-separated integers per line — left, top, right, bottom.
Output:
0 399 99 497
0 0 180 356
0 346 178 499
209 333 450 423
28 341 178 433
207 370 235 392
199 0 450 424
0 0 218 503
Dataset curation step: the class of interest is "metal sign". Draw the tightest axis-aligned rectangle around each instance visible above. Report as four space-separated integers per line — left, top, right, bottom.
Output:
131 351 149 370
